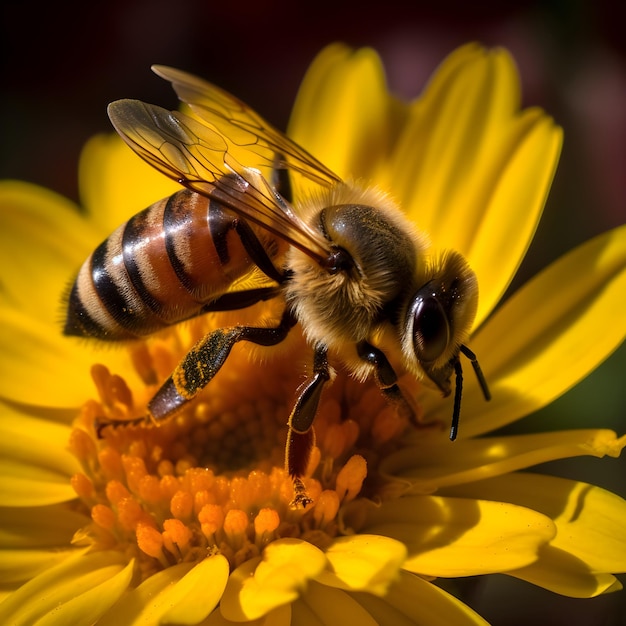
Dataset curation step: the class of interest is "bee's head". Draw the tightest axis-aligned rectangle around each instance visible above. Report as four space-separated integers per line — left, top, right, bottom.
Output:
401 250 489 437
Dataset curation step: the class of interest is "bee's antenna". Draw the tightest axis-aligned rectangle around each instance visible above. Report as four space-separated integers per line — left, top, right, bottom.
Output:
460 344 491 402
450 346 491 441
451 359 463 441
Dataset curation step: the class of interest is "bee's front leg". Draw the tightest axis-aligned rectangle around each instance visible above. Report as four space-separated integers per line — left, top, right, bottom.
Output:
356 340 418 426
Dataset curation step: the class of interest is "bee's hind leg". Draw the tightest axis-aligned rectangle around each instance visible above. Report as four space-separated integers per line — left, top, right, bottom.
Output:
148 309 297 423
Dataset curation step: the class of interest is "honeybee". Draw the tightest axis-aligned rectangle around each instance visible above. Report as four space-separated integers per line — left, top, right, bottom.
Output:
65 65 490 506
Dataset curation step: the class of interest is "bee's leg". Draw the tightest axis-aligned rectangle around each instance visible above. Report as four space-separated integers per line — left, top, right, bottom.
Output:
212 206 285 284
286 345 330 508
356 341 418 426
147 309 297 423
199 286 282 312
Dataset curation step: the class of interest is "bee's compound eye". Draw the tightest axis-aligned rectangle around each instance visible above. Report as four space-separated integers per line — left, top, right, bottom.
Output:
412 295 450 363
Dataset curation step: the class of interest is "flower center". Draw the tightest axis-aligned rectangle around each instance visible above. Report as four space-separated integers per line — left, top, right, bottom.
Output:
68 316 419 579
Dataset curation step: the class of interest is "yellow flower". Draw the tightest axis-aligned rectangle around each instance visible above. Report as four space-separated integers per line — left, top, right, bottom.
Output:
1 42 625 625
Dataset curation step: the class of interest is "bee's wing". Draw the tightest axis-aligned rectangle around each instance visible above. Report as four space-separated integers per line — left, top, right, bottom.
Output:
152 65 341 189
107 97 333 261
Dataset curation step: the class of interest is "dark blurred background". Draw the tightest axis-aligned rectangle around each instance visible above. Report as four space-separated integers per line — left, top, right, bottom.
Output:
1 1 625 624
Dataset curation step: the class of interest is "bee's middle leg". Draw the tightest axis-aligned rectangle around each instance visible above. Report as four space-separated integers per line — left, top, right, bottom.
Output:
286 345 330 507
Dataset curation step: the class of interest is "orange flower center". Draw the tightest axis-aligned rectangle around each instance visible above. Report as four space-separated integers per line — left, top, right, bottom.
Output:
68 315 420 580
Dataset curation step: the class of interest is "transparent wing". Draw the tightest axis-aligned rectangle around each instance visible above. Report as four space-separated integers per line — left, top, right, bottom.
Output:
108 94 333 260
152 65 341 189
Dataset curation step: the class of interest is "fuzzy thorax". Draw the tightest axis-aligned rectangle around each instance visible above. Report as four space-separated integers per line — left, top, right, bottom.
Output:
284 183 428 354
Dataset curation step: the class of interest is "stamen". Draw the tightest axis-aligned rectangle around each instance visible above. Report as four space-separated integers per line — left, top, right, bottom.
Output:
162 518 192 556
313 490 340 527
372 406 409 444
123 455 148 493
71 472 94 500
68 428 97 463
117 496 152 532
91 504 116 531
99 447 124 481
170 489 194 520
335 455 367 503
199 503 225 539
130 343 158 385
223 509 249 549
137 474 162 504
105 480 130 506
136 522 165 561
323 422 354 459
91 364 134 417
254 508 280 547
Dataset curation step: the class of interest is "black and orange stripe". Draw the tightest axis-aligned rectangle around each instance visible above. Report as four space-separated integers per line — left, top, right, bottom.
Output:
64 189 279 340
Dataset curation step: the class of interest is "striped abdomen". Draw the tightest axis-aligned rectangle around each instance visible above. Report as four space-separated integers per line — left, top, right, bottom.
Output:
65 189 278 340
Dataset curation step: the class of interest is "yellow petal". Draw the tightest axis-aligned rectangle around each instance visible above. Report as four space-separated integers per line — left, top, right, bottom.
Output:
296 580 379 626
0 307 141 408
0 503 88 549
288 44 397 183
0 503 89 583
37 559 134 626
258 604 292 626
342 495 555 577
159 556 230 625
0 551 132 626
79 133 180 235
314 534 406 596
0 405 79 504
0 181 100 321
423 225 626 437
0 549 80 585
205 603 291 626
98 557 229 625
382 429 624 492
288 43 351 145
443 472 626 590
220 538 326 621
389 45 561 325
0 405 78 474
352 570 490 626
510 546 622 597
467 111 562 326
392 44 520 240
0 469 76 507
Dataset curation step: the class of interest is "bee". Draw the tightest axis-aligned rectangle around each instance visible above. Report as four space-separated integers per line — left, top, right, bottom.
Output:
65 65 491 506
